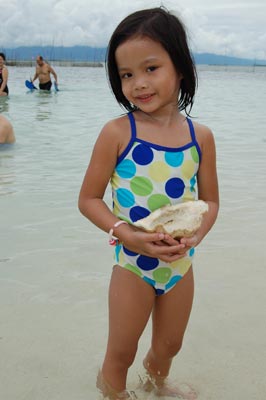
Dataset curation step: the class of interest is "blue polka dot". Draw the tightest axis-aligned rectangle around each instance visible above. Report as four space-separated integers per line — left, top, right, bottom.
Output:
116 188 135 207
130 206 150 222
165 151 184 167
165 178 185 198
116 159 136 179
132 144 154 165
189 247 195 257
123 246 138 257
155 288 165 296
137 255 159 270
165 275 182 291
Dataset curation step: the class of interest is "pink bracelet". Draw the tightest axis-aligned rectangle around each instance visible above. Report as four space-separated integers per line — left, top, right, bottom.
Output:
109 220 128 246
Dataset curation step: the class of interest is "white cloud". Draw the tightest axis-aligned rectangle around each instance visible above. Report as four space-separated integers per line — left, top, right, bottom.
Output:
0 0 265 60
179 1 266 59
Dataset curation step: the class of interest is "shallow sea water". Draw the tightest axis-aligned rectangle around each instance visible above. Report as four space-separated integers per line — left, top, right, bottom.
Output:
0 65 266 399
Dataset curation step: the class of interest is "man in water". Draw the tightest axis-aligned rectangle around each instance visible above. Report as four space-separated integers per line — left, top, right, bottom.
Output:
0 115 15 144
31 55 58 91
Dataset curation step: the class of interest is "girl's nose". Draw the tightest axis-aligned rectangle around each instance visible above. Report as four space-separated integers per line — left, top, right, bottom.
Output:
134 77 148 90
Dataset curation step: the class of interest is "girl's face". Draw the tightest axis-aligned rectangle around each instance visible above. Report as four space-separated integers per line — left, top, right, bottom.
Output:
115 36 182 113
0 56 4 67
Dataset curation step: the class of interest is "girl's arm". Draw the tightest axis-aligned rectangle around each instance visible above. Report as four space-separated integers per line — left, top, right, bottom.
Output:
78 119 122 233
78 118 186 263
181 125 219 248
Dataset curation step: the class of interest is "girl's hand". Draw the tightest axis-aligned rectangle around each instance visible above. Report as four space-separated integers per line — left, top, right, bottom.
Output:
179 234 200 254
121 228 187 263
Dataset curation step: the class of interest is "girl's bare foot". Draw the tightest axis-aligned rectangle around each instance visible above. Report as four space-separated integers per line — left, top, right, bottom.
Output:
138 371 197 399
96 370 138 399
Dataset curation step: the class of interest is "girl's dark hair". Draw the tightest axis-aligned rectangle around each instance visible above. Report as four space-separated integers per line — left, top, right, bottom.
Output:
0 52 6 61
106 7 197 115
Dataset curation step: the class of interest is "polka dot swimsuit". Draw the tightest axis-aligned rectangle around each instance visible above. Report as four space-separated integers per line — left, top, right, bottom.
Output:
111 112 201 295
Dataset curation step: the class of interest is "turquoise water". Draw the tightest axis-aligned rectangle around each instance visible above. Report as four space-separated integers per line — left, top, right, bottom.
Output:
1 65 266 399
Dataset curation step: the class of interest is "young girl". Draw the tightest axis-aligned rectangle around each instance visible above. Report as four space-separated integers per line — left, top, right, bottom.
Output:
79 7 219 400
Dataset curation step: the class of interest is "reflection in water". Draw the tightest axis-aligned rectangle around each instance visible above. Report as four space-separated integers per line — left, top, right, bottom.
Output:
0 96 9 112
0 172 16 195
0 147 16 195
35 91 58 121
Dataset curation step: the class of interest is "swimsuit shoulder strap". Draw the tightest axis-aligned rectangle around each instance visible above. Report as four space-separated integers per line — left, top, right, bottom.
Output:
186 117 202 162
128 112 137 140
186 117 196 142
116 112 136 165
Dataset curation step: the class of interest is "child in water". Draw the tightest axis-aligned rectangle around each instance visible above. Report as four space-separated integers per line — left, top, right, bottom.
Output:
79 7 219 400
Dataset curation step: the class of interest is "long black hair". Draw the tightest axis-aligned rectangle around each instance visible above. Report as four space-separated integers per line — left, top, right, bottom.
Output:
106 7 197 115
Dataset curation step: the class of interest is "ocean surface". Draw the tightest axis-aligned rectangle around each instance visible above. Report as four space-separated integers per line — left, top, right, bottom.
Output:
1 65 266 400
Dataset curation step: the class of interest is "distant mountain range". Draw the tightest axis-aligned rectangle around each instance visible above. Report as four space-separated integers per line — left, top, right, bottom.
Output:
1 45 266 66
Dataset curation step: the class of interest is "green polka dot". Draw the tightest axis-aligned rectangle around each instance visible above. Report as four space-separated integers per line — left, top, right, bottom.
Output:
130 176 153 196
171 257 191 275
181 160 195 180
148 162 170 182
147 194 171 211
124 264 142 277
191 146 199 163
153 267 172 284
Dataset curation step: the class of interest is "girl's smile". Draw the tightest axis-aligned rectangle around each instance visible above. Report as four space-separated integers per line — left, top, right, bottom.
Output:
136 93 155 103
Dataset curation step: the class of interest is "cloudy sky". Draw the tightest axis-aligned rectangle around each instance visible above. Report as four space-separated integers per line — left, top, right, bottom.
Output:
1 0 266 60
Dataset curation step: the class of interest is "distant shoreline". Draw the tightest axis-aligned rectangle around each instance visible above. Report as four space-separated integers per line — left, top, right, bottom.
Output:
6 60 266 69
6 60 103 67
2 46 266 67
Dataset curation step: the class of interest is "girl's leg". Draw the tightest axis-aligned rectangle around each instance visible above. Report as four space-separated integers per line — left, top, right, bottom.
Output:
142 267 196 399
98 265 155 397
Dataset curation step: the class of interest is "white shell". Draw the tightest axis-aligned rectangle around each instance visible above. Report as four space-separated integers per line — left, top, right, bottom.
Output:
133 200 208 238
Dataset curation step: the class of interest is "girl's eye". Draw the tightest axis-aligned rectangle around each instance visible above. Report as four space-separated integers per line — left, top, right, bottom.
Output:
121 72 132 79
147 66 157 72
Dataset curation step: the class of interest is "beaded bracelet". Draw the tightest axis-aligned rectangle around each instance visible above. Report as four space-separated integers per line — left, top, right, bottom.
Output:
108 220 128 246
